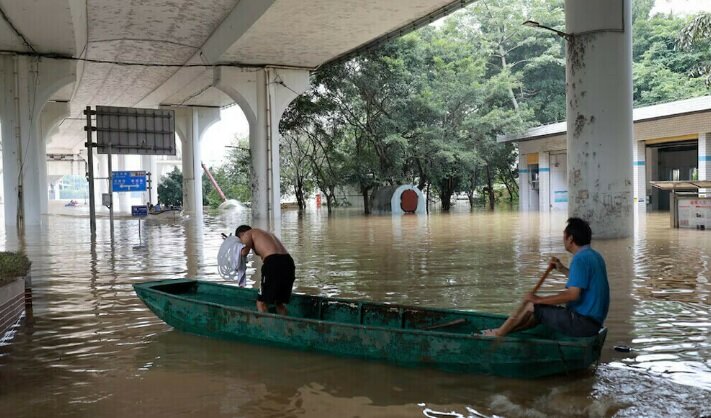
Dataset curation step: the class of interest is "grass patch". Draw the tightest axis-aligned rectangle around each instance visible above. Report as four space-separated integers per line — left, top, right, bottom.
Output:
0 251 31 286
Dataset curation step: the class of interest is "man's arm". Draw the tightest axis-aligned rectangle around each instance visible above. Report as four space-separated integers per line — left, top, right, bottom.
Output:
239 232 253 257
550 256 570 276
525 287 581 305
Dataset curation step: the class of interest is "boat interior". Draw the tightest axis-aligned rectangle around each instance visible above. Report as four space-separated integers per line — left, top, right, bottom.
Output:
146 280 589 342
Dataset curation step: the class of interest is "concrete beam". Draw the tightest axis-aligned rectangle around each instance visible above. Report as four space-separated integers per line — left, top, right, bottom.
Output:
200 0 277 64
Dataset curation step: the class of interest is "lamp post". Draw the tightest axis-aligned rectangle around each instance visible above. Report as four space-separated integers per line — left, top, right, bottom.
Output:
522 20 571 40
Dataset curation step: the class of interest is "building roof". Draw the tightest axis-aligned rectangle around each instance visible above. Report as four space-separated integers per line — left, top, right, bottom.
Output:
498 95 711 143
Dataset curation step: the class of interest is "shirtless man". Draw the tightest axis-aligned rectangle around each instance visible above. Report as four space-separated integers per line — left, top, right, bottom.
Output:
235 225 295 315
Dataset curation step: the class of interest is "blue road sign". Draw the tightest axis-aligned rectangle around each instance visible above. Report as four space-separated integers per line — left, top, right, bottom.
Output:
112 171 146 192
132 205 148 217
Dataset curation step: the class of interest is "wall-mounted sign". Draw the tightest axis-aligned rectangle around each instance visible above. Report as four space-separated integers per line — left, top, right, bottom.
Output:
677 197 710 230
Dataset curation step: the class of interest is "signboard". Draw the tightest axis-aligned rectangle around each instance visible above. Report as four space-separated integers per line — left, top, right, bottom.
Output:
553 190 568 203
131 205 148 217
677 197 711 230
102 193 111 208
96 106 176 155
112 171 147 192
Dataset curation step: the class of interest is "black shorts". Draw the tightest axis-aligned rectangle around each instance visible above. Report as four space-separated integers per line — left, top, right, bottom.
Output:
533 305 601 337
257 254 296 304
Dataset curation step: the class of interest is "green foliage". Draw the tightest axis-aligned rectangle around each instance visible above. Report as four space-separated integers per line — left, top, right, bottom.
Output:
157 167 183 207
202 142 252 209
632 0 655 24
0 251 31 284
633 13 711 104
276 0 709 213
678 12 711 85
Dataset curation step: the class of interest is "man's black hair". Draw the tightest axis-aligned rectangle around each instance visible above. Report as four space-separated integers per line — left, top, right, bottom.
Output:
564 217 592 246
235 225 252 236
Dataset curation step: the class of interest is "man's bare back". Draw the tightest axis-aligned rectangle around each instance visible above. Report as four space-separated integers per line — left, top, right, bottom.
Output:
238 228 288 259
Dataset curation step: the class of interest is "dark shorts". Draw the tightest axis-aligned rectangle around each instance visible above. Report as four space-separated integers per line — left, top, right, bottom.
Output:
257 254 296 304
533 305 602 337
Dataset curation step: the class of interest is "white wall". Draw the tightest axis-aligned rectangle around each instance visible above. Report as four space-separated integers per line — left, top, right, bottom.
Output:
549 152 568 210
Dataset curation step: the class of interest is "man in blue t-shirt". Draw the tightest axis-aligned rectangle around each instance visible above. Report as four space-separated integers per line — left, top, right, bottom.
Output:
485 217 609 338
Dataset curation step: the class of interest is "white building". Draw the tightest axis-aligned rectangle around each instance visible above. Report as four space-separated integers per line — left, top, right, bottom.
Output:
499 95 711 212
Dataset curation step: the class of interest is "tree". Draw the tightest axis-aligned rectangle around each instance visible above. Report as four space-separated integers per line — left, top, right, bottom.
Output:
281 91 350 213
633 13 711 105
280 131 315 211
678 12 711 85
157 167 183 206
202 140 252 209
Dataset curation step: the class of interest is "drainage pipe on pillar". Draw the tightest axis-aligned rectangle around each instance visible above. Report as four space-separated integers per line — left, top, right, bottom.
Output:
13 56 24 230
265 69 274 230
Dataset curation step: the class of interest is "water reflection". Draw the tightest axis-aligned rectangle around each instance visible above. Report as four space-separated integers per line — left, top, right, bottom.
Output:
0 207 709 417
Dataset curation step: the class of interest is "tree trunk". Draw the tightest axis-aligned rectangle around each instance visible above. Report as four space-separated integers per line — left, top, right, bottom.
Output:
325 188 336 214
468 168 479 210
508 170 519 198
439 177 455 211
416 159 427 190
499 44 520 111
502 177 514 203
294 178 305 211
361 185 371 215
425 182 431 214
440 190 451 211
485 165 495 210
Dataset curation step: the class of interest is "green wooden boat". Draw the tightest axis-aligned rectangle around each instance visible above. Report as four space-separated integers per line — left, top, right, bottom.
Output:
133 279 607 378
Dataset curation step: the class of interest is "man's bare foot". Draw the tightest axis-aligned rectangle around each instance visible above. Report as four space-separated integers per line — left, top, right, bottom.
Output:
481 328 499 336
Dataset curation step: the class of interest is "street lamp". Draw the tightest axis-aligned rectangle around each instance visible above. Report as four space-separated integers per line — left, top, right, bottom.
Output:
523 20 571 40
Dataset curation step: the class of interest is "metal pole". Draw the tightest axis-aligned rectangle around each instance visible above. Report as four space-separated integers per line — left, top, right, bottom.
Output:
146 171 152 206
14 56 24 231
84 106 96 235
108 142 114 238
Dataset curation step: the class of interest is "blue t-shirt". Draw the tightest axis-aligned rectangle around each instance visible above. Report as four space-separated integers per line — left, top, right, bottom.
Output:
566 246 610 324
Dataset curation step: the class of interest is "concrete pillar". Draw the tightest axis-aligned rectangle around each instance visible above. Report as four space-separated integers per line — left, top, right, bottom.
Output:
539 151 551 211
518 152 530 211
116 155 132 214
173 107 220 221
0 56 75 226
699 133 711 196
215 67 310 235
633 140 646 206
39 102 70 214
565 0 633 238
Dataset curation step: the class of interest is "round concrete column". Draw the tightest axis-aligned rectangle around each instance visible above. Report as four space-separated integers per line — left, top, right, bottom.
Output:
565 0 633 238
117 155 132 214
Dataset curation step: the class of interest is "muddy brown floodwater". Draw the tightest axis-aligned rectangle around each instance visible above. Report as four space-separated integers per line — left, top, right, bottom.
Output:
0 207 709 417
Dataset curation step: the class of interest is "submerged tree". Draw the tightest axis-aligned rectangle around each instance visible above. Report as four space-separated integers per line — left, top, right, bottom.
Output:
157 167 183 206
277 0 708 214
202 140 252 209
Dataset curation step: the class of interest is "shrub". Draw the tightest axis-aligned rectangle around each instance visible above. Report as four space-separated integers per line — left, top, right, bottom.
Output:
0 251 31 286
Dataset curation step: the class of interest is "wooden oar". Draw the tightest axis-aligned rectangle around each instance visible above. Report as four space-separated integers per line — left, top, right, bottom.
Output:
494 264 554 338
422 318 466 330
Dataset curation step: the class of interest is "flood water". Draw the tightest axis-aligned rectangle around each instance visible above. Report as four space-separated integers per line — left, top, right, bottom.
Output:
0 206 709 417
